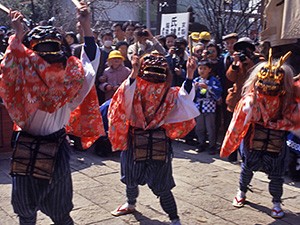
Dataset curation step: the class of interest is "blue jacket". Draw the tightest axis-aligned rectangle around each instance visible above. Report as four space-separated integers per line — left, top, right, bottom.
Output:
193 75 222 113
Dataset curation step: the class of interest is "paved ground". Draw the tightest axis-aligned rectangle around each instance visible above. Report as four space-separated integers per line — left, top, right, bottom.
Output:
1 140 300 225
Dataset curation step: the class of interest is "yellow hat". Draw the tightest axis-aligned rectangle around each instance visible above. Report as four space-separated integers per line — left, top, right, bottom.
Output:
108 50 124 60
190 32 200 41
199 31 211 41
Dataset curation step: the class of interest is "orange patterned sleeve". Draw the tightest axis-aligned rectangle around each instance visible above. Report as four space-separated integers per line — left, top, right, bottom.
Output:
108 81 130 151
220 98 250 158
162 119 196 139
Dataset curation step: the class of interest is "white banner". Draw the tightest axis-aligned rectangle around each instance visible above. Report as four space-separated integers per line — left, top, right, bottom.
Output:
160 12 189 39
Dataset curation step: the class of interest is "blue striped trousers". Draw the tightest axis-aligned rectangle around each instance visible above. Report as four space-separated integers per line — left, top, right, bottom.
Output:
120 139 179 220
11 140 74 225
239 125 287 203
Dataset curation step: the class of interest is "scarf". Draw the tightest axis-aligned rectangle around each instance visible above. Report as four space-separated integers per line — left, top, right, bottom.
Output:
108 77 196 151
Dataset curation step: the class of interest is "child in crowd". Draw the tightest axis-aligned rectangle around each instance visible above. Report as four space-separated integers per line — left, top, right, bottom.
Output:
99 50 131 100
115 41 132 69
65 31 79 55
193 60 222 154
165 33 177 51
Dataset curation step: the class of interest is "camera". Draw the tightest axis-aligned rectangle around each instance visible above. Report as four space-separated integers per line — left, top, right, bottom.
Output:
174 56 182 68
175 47 185 56
237 51 247 62
137 30 149 37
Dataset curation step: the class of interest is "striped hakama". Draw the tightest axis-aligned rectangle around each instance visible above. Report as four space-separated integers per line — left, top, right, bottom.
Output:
239 124 287 203
11 130 74 225
119 128 178 220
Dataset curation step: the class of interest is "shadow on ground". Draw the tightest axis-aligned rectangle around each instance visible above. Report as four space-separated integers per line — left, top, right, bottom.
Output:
133 211 169 225
248 201 300 225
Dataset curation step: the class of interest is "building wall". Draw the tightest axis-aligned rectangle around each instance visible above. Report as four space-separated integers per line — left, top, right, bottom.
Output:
99 2 140 21
55 0 140 31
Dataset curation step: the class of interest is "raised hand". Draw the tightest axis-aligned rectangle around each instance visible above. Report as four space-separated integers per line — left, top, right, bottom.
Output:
186 56 197 79
77 2 92 37
130 55 140 79
9 10 25 40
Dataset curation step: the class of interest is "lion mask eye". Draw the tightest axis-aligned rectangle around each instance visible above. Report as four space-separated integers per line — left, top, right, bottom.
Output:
274 69 284 81
258 67 269 79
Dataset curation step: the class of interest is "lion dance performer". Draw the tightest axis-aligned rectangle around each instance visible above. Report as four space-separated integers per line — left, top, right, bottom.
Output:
108 51 199 225
220 49 300 219
0 3 104 225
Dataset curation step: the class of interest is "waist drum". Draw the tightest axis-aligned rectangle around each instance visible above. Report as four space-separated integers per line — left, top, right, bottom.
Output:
251 125 286 153
130 127 169 162
10 129 66 181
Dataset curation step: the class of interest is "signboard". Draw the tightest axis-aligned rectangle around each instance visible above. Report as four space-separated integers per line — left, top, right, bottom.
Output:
160 12 189 39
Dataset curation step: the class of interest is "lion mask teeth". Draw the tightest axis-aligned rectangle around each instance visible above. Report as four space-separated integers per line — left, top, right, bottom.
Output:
138 51 168 83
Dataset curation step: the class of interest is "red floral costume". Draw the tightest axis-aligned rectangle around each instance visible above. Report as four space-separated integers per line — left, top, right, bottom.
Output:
0 35 104 149
109 51 199 223
222 50 300 219
108 77 197 151
220 93 300 157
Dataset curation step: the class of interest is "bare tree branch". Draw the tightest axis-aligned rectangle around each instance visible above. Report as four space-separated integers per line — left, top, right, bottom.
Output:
182 0 261 43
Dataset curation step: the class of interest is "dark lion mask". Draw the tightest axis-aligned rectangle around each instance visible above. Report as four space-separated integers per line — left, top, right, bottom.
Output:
138 51 169 83
23 26 71 64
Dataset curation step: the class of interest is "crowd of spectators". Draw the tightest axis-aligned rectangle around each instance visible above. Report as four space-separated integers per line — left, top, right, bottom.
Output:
0 18 269 160
0 2 300 225
0 18 276 161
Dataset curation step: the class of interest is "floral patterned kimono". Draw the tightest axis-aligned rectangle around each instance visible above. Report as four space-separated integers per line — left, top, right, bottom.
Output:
220 92 300 158
0 35 105 149
0 33 105 225
108 75 199 222
108 76 199 151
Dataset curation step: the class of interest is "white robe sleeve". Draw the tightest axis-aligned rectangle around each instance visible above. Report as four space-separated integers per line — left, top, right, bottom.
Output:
123 77 136 120
69 46 100 111
163 81 200 124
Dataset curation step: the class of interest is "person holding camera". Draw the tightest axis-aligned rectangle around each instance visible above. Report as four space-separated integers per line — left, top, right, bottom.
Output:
224 37 264 163
225 37 265 113
127 25 166 61
165 37 189 87
221 33 239 162
222 33 238 70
